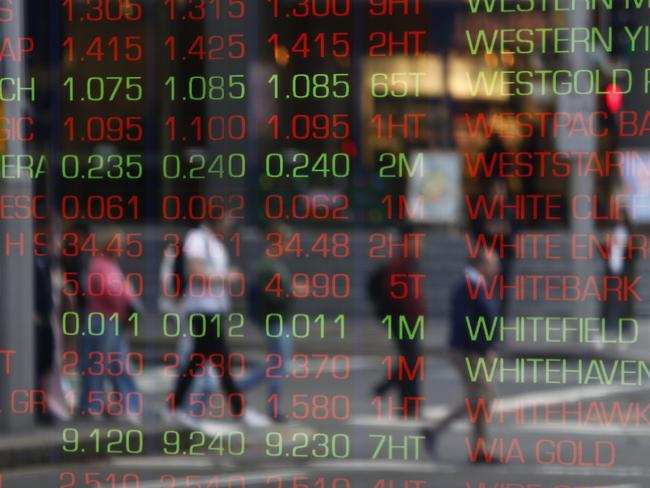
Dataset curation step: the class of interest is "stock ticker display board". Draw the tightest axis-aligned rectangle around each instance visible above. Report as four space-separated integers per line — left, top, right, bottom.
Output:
2 0 650 487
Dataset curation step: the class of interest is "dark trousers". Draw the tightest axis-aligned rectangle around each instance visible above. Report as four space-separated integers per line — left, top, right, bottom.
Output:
375 321 422 416
499 256 512 317
36 323 54 380
173 312 243 415
433 351 493 443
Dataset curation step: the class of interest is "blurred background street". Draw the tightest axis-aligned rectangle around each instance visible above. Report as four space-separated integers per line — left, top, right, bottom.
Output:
2 0 650 486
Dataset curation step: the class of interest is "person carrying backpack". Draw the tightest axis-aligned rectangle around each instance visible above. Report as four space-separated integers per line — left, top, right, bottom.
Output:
163 214 267 428
369 226 426 417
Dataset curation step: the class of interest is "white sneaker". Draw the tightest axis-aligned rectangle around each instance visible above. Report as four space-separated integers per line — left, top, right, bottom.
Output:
160 406 175 425
124 413 143 426
593 339 606 351
198 420 239 437
176 409 201 429
240 407 271 429
161 407 196 429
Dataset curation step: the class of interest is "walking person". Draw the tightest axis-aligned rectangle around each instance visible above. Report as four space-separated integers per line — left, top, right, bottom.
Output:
423 249 499 462
370 226 425 418
471 179 516 317
601 209 636 348
158 231 220 416
34 217 72 424
237 223 294 422
34 235 57 425
78 229 142 424
165 215 267 428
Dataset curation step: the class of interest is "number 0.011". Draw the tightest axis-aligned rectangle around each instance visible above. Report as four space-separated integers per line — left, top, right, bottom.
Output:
61 311 140 337
265 313 345 339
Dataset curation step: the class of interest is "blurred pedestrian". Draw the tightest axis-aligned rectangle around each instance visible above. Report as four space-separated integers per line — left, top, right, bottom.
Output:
237 222 294 422
165 215 267 428
159 228 221 416
602 208 636 348
61 220 91 316
423 249 499 462
78 228 142 424
472 179 516 317
46 219 73 422
370 225 425 418
34 219 56 425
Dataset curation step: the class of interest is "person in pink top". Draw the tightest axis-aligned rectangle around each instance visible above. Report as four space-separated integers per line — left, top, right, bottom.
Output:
78 230 141 423
85 257 134 319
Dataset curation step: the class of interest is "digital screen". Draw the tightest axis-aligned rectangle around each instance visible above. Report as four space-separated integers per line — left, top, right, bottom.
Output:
0 0 649 487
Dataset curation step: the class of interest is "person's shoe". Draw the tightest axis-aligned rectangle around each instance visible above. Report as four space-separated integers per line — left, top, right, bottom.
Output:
269 411 287 423
35 409 55 426
198 420 239 437
75 409 103 422
123 412 143 426
160 406 195 428
240 407 271 429
470 452 501 464
372 382 390 399
421 428 438 460
160 406 174 425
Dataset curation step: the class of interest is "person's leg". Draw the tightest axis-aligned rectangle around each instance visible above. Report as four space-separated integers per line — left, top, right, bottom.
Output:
421 350 469 458
266 315 293 419
236 359 267 391
429 352 470 435
421 351 495 462
45 315 72 421
78 316 106 414
35 324 55 422
395 335 421 417
106 334 141 415
608 296 624 338
464 353 493 445
499 257 512 317
373 369 397 397
173 335 206 408
373 322 402 397
174 313 244 417
177 333 220 414
210 325 244 417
